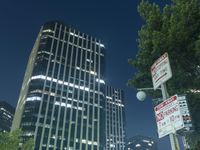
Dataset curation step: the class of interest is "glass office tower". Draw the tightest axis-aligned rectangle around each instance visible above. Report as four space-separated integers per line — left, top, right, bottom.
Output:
12 21 106 150
105 86 125 150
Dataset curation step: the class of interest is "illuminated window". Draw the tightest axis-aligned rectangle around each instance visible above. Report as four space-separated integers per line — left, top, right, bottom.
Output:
135 144 141 147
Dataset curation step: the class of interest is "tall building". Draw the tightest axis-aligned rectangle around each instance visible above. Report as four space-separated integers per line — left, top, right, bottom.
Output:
105 86 125 150
0 101 15 132
126 135 157 150
12 21 106 150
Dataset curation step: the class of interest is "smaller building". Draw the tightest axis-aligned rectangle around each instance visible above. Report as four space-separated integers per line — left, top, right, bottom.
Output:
0 101 15 132
126 135 157 150
105 86 126 150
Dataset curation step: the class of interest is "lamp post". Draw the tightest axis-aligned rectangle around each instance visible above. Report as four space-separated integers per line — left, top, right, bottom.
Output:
136 87 161 101
136 83 180 150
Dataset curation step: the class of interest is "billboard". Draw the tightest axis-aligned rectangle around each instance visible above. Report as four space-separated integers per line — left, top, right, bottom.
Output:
151 53 172 90
154 95 184 138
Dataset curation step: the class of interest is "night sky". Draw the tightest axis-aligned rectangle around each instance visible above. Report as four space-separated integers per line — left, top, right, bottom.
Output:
0 0 184 149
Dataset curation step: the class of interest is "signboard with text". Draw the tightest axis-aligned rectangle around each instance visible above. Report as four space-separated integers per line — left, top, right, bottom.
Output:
178 95 194 133
151 53 172 90
154 95 184 138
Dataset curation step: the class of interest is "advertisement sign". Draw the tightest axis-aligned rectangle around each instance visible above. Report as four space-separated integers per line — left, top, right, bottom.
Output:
151 53 172 90
154 95 184 138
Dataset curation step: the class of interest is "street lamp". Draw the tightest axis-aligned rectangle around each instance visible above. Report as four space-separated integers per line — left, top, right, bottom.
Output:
136 87 161 101
136 91 146 101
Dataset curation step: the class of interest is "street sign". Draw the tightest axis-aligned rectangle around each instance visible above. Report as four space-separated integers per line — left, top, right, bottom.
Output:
154 95 184 138
177 95 194 133
151 53 172 90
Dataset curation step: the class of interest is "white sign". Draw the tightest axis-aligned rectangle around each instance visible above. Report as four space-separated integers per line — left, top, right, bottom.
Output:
178 95 193 132
154 95 184 138
151 53 172 90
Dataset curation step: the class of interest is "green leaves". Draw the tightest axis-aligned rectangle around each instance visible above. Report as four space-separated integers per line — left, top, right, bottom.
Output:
0 129 34 150
130 0 200 93
0 129 20 150
129 0 200 147
22 138 34 150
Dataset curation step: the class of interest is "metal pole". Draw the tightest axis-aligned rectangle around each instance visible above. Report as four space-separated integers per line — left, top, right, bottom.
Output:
182 136 190 150
161 83 180 150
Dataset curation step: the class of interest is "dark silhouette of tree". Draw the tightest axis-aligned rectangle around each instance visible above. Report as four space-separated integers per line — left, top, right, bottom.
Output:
128 0 200 148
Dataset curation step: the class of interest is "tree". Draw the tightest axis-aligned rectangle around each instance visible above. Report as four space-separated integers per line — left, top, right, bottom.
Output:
0 129 34 150
0 129 20 150
21 138 34 150
128 0 200 148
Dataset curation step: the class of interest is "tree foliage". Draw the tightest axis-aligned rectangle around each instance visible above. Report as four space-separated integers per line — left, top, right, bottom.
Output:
128 0 200 148
21 138 34 150
0 129 34 150
0 129 20 150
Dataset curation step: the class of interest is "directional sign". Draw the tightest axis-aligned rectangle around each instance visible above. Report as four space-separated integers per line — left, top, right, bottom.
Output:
154 95 184 138
151 53 172 90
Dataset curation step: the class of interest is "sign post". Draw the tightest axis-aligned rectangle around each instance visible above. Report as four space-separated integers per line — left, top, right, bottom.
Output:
151 53 180 150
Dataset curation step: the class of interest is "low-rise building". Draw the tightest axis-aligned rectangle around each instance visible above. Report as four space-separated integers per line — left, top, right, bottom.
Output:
0 101 15 132
126 135 157 150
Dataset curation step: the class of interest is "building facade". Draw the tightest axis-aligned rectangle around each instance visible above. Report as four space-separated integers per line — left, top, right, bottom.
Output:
0 101 15 132
105 86 125 150
126 135 157 150
12 21 106 150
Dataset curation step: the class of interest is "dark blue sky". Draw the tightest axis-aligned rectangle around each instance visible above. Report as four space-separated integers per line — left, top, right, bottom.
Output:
0 0 184 149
